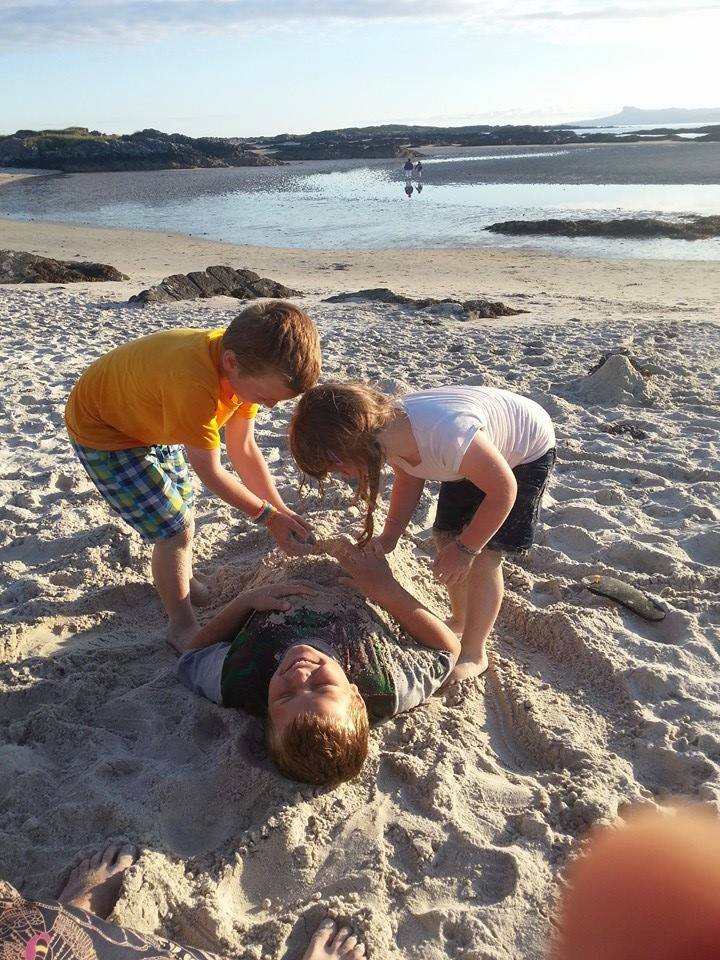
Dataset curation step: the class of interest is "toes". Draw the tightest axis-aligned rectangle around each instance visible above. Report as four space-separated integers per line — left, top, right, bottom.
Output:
90 850 105 869
101 844 123 866
331 927 353 952
340 934 358 955
310 917 336 948
115 844 140 868
71 857 92 879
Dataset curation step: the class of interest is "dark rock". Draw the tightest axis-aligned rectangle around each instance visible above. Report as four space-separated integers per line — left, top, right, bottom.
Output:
325 288 414 304
462 298 526 319
603 421 650 441
186 270 225 297
323 288 527 319
0 127 281 173
129 266 301 306
206 265 243 287
160 274 202 301
485 216 720 241
0 249 128 283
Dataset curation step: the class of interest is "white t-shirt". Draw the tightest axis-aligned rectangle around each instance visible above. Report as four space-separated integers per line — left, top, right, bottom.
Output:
392 386 555 482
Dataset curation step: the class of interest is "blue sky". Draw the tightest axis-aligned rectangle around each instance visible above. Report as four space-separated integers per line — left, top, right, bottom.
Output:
2 1 720 136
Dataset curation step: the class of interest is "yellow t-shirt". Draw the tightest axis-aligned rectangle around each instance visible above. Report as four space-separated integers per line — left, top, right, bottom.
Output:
65 328 258 450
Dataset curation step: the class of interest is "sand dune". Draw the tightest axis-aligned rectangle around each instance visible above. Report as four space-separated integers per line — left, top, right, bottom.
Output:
1 228 719 960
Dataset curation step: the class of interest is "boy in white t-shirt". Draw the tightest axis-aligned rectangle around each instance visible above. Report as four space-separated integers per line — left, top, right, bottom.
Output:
289 383 556 681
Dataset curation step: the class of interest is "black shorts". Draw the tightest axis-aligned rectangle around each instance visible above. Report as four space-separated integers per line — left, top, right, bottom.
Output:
433 448 556 555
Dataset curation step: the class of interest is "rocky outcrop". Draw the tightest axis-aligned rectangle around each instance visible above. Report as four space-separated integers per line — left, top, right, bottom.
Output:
0 249 128 283
0 127 280 173
129 266 301 305
323 288 527 319
485 216 720 240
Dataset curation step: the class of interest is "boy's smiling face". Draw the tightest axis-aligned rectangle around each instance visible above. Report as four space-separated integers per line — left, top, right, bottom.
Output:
268 643 360 732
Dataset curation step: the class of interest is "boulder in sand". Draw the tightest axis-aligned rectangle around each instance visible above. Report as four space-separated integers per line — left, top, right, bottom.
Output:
0 249 128 283
129 266 301 305
324 287 527 319
573 353 654 407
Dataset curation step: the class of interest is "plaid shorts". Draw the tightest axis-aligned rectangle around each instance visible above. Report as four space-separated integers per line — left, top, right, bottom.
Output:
72 442 195 543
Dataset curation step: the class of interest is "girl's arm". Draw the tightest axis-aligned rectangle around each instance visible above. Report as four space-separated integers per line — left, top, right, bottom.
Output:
332 542 460 658
433 432 517 586
456 432 517 552
379 466 426 551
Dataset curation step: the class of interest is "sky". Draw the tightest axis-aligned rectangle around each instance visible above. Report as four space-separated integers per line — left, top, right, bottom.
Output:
2 0 720 137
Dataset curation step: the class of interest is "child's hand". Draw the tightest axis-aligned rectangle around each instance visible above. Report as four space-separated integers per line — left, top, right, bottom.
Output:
370 533 398 555
433 541 474 586
266 510 315 555
245 580 319 612
334 540 394 602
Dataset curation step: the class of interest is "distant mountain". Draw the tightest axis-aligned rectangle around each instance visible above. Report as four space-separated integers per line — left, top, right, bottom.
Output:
572 106 720 127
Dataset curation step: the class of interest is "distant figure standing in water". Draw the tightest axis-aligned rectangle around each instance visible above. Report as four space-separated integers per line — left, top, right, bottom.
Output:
415 160 423 180
403 158 414 180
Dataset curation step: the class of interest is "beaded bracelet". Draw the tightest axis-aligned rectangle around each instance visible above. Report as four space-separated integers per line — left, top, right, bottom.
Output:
252 501 276 525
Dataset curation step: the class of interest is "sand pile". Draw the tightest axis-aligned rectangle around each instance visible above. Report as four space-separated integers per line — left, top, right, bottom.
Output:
1 282 720 960
570 353 655 407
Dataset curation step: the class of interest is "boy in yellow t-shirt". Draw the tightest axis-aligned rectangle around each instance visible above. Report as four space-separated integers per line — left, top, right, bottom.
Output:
65 300 321 650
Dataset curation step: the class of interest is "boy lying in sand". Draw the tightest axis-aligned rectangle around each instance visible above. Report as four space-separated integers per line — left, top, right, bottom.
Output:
174 541 460 785
64 301 320 651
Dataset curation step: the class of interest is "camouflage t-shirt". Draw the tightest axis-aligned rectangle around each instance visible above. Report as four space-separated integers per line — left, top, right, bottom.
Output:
176 606 454 723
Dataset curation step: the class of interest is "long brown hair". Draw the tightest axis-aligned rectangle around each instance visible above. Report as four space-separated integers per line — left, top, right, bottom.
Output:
289 381 396 543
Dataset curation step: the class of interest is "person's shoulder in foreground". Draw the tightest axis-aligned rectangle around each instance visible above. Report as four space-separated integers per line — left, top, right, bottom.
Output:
174 543 460 787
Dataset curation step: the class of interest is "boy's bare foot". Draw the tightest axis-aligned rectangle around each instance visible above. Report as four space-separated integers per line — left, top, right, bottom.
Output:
449 650 489 683
167 621 199 655
302 919 366 960
59 843 139 920
189 575 211 607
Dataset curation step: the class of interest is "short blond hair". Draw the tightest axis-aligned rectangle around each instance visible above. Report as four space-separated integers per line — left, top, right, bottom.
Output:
267 693 369 786
223 301 321 394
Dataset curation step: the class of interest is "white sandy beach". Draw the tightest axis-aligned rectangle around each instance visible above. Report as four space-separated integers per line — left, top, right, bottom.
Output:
1 219 720 960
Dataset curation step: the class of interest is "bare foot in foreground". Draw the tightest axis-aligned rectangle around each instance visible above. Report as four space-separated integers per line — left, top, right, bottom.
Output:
302 918 366 959
59 843 139 919
189 574 211 607
448 650 489 683
166 621 199 655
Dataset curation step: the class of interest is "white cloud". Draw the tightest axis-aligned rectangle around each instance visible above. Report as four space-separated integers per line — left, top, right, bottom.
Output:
2 0 718 48
0 0 481 47
517 2 719 20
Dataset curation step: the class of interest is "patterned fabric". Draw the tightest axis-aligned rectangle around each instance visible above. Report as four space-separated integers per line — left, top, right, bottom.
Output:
72 443 194 544
220 606 453 723
0 890 226 960
433 447 556 554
